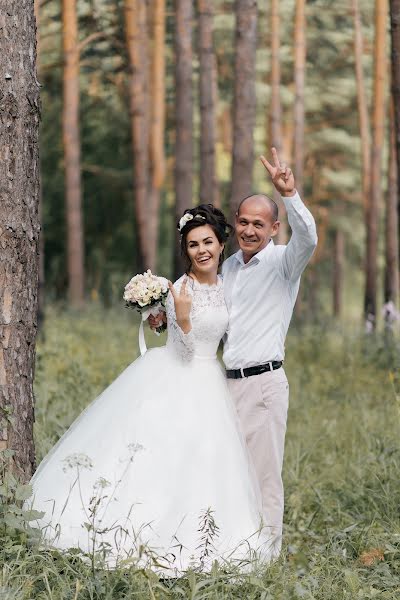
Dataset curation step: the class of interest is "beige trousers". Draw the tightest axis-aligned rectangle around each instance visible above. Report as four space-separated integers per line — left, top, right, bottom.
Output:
227 366 289 557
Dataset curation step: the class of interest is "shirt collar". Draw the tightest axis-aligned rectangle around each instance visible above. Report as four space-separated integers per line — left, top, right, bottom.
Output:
234 239 274 267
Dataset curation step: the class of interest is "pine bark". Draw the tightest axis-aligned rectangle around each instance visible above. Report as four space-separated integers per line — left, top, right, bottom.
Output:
198 0 218 206
352 0 371 213
229 0 258 222
34 0 45 328
0 0 41 480
364 0 388 329
124 0 150 272
390 0 400 251
174 0 193 276
62 0 85 307
270 0 287 243
384 99 399 319
333 230 345 317
148 0 166 272
293 0 306 198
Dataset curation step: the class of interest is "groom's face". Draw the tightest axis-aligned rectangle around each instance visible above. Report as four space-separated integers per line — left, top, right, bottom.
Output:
235 196 280 261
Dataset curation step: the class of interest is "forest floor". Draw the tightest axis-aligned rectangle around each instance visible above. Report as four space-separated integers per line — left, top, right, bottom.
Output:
1 305 400 599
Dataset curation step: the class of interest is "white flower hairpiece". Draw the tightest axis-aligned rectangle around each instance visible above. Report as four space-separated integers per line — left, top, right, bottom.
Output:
178 213 193 231
178 212 206 232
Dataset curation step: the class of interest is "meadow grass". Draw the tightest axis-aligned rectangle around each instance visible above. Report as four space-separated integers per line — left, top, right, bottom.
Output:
1 305 399 599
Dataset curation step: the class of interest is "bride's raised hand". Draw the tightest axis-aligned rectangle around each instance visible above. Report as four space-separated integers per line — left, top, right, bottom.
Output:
168 277 192 334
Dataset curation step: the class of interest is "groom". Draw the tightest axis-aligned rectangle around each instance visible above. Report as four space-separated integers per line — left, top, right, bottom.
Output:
222 148 317 556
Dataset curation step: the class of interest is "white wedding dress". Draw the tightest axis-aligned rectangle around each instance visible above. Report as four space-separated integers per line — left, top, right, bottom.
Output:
29 276 271 574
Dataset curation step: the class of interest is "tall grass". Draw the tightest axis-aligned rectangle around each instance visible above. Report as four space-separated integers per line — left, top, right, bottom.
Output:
1 305 399 599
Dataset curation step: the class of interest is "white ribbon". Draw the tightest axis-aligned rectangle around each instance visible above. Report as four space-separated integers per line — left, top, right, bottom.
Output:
138 303 166 356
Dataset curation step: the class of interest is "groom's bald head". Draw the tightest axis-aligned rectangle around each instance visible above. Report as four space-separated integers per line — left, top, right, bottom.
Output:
235 193 280 262
237 194 279 224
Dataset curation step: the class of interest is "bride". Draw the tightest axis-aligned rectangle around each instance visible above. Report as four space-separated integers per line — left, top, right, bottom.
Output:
29 204 272 574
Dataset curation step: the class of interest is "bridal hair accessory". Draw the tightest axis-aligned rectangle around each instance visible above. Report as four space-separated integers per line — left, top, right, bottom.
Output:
124 270 169 356
178 212 206 232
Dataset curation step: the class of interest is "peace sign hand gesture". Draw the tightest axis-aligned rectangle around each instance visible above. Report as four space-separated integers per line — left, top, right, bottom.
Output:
168 277 192 334
260 147 296 197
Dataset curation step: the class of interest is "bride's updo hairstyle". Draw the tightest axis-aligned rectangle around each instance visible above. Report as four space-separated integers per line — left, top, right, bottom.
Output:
178 204 234 272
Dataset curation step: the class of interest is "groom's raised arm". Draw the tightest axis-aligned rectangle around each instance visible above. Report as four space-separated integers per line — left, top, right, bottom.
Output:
260 148 317 282
280 192 317 281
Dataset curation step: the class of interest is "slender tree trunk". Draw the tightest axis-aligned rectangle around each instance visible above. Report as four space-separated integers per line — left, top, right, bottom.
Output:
124 0 150 272
34 0 45 328
333 230 345 317
389 0 400 254
384 99 399 326
62 0 85 307
198 0 218 206
352 0 371 214
270 0 286 243
174 0 193 277
364 0 388 330
0 0 41 480
229 0 258 223
293 0 306 198
148 0 166 272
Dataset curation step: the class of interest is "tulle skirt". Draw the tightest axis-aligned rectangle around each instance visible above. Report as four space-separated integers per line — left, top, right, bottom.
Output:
29 346 272 574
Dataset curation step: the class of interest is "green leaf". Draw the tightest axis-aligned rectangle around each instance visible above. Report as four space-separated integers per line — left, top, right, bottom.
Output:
15 484 33 501
21 509 45 521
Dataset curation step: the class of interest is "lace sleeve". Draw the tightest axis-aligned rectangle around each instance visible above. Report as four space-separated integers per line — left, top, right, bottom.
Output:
166 280 195 362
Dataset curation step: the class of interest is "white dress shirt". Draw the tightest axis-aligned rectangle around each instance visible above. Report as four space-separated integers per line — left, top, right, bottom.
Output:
222 192 318 369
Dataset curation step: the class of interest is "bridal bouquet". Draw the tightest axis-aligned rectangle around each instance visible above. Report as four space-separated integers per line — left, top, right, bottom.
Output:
124 270 168 335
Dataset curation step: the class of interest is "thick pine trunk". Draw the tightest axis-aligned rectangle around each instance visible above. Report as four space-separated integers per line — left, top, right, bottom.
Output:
124 0 150 272
293 0 306 198
34 0 45 329
384 99 399 324
174 0 193 277
63 0 85 307
148 0 166 272
333 230 345 317
389 0 400 256
229 0 258 222
198 0 218 207
352 0 371 213
269 0 286 243
0 0 41 481
364 0 388 330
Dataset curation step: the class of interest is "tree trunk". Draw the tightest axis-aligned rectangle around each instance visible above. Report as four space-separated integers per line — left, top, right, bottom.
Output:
384 99 399 325
148 0 166 272
0 0 41 481
198 0 218 207
124 0 150 272
364 0 388 330
229 0 258 223
174 0 193 277
293 0 306 198
389 0 400 256
333 230 345 318
352 0 371 214
63 0 85 308
269 0 286 243
34 0 45 329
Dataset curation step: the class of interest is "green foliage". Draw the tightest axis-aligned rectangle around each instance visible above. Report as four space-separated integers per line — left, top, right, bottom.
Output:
1 308 399 597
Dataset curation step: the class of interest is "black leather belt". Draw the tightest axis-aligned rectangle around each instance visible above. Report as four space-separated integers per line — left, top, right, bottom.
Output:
226 361 283 379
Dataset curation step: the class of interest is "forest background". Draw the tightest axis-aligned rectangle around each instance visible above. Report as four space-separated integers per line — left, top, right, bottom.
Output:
37 0 398 326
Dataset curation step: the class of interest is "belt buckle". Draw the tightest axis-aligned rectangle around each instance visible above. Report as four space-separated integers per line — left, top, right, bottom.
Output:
240 367 246 378
268 361 273 371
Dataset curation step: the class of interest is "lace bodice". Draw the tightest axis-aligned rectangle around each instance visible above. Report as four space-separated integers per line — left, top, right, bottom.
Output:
166 275 228 362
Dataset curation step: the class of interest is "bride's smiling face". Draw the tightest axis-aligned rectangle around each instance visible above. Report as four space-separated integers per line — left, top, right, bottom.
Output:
186 225 224 276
